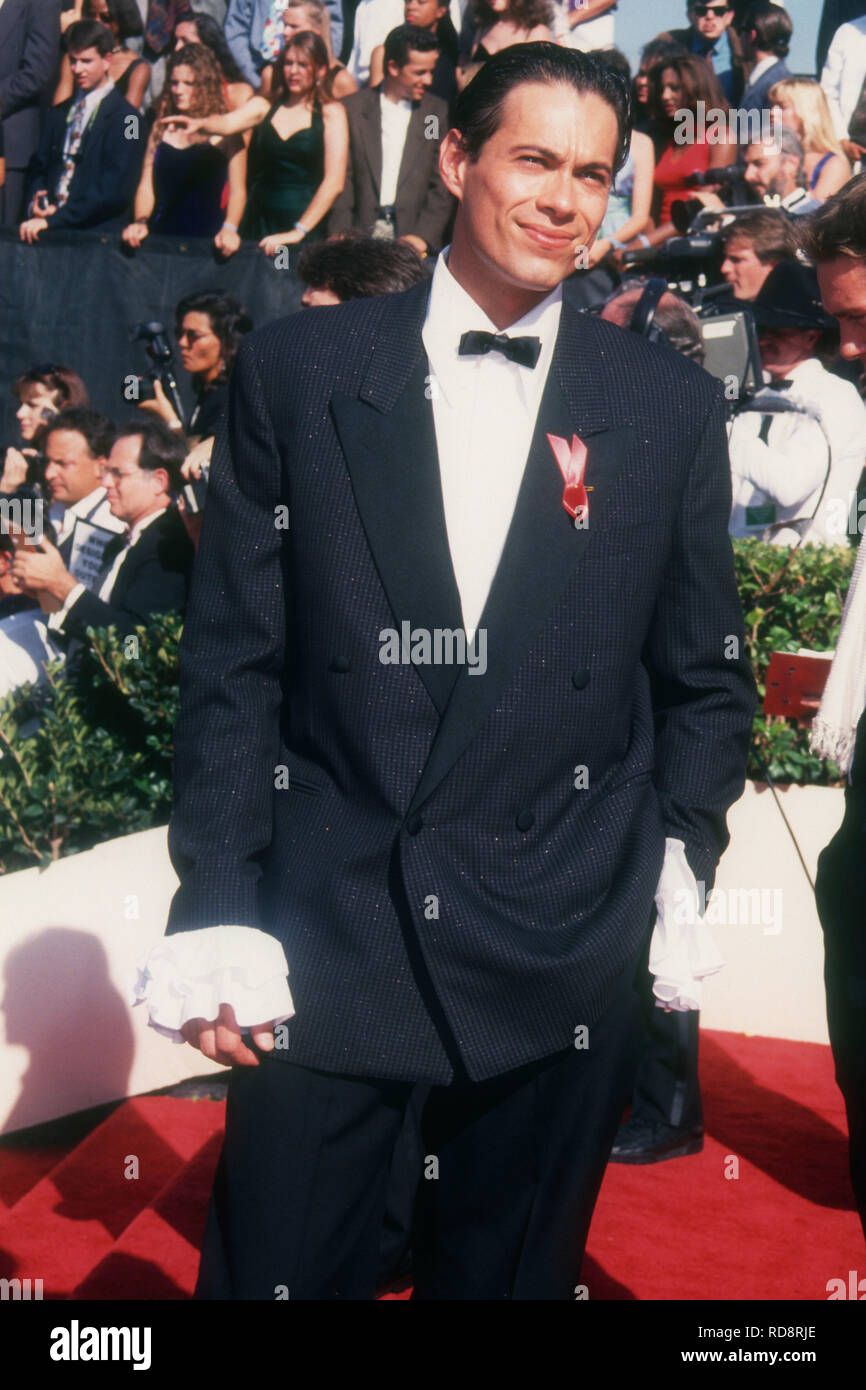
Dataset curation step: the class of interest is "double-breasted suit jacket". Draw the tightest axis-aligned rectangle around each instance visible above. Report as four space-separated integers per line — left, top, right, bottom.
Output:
165 276 757 1086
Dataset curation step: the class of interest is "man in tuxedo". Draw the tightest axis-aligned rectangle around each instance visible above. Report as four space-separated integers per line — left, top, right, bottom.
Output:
20 19 144 242
139 43 756 1300
329 25 454 258
12 419 193 643
802 179 866 1237
0 0 62 226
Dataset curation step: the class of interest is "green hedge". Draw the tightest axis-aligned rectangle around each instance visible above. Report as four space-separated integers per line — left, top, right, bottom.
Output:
0 540 857 872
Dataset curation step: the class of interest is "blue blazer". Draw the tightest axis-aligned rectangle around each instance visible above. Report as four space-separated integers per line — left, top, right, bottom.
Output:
26 85 144 230
741 58 791 116
166 278 757 1085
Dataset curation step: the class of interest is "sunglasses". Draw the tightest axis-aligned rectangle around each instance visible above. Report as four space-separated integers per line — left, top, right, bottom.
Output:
177 329 215 344
691 3 732 15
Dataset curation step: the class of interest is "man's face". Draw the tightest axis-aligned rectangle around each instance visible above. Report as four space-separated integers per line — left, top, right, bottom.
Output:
100 435 164 526
720 237 773 300
43 429 104 507
442 82 618 300
758 326 820 378
70 46 111 94
688 2 733 43
817 256 866 365
301 284 342 306
744 144 795 200
387 49 438 101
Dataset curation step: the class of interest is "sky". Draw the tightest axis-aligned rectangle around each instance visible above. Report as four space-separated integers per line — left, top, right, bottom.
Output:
615 1 822 79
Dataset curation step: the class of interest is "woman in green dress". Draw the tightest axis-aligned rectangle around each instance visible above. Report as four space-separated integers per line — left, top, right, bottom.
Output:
159 31 348 257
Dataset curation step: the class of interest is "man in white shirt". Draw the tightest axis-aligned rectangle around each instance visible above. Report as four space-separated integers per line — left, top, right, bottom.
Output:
12 419 194 647
728 260 866 545
0 406 122 699
743 126 822 217
821 11 866 142
138 42 755 1300
330 25 454 256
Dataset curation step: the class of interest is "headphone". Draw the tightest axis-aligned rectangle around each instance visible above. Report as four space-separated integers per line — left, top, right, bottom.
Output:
627 277 670 347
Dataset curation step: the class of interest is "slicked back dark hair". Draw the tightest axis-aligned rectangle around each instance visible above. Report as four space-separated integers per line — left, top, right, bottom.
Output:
116 419 187 494
384 24 440 69
452 42 631 174
298 234 428 298
45 406 116 460
799 173 866 264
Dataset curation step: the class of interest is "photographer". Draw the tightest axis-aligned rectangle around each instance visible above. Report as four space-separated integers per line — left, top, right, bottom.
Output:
136 290 252 487
1 364 90 500
728 260 866 545
719 208 798 301
743 126 822 218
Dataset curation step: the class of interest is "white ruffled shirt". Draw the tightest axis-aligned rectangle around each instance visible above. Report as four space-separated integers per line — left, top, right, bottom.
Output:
132 250 724 1042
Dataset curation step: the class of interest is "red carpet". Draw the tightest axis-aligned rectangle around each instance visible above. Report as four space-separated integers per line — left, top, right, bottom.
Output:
0 1031 861 1300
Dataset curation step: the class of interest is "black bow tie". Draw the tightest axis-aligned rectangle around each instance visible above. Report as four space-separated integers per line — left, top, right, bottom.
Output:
458 330 542 369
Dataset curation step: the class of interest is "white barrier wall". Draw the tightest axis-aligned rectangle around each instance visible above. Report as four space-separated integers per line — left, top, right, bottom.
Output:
0 781 848 1134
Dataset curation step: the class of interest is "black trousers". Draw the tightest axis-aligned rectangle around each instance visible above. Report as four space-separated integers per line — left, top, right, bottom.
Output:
194 963 645 1300
629 995 703 1131
814 709 866 1240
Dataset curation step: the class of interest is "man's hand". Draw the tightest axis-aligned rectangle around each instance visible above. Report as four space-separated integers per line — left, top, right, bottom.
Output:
180 1002 277 1067
20 217 49 244
11 536 78 606
181 436 213 480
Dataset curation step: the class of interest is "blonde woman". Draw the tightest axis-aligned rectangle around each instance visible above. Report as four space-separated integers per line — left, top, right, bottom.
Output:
768 77 852 202
260 1 357 100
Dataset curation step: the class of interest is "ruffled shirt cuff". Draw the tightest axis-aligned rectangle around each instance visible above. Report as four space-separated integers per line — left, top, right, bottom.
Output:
47 582 86 633
130 925 294 1043
649 837 725 1012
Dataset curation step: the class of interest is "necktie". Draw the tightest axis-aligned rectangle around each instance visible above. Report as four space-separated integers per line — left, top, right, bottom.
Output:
56 97 88 207
262 0 290 61
458 330 542 369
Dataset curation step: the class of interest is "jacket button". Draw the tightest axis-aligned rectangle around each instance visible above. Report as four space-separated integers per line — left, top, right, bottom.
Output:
571 668 590 690
516 810 535 832
328 656 351 673
406 813 424 836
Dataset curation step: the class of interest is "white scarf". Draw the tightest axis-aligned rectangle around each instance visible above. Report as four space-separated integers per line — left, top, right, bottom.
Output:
810 531 866 776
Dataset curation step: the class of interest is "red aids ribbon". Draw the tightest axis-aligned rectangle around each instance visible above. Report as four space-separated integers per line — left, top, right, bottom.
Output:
547 433 588 523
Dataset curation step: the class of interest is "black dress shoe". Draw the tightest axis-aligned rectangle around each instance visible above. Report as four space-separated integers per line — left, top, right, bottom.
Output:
609 1117 704 1165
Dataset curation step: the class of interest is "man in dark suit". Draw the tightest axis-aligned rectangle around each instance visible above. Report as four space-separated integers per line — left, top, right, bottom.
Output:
12 419 194 642
329 24 454 258
739 1 792 117
0 0 62 227
802 179 866 1239
139 44 756 1300
20 19 144 242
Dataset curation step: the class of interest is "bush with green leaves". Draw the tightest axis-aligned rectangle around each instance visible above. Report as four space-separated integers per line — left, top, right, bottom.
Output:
733 539 856 787
0 541 858 873
0 613 182 874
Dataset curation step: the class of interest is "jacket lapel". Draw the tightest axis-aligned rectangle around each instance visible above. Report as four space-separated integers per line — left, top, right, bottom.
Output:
330 282 463 716
360 88 383 199
406 306 634 814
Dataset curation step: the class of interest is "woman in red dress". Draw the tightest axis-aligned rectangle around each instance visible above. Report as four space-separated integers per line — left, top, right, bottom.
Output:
639 54 737 253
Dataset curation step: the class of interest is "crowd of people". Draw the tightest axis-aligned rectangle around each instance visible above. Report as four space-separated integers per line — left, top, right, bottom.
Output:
0 1 865 1297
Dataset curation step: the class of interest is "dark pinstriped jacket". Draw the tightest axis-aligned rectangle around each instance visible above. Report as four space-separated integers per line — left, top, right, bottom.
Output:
165 276 757 1085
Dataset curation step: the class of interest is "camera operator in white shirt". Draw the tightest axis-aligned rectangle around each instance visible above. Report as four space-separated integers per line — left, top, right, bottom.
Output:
728 258 866 546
